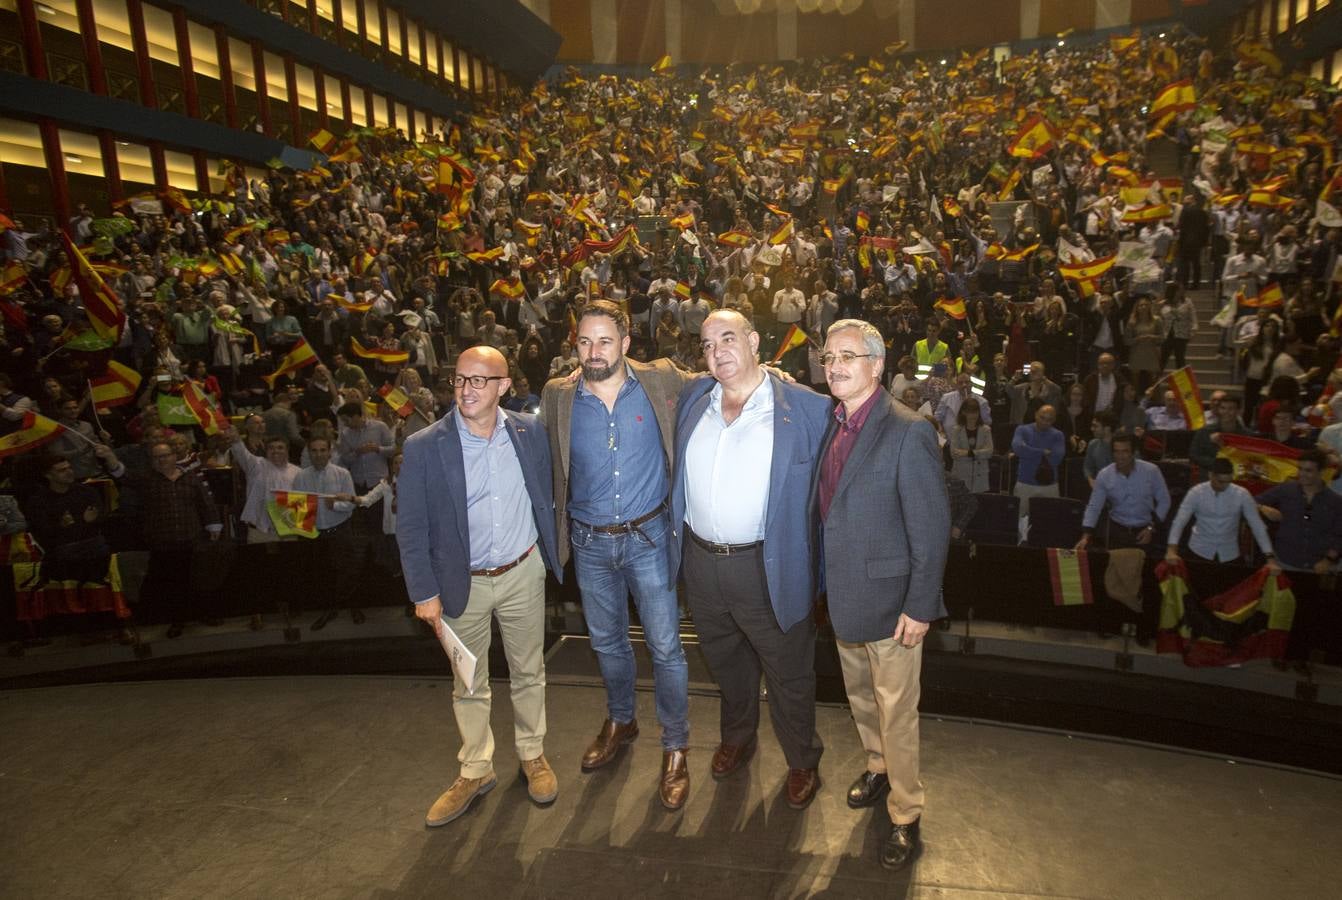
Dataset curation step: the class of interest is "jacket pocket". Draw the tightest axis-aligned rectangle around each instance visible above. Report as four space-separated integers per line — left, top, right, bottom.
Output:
866 557 910 579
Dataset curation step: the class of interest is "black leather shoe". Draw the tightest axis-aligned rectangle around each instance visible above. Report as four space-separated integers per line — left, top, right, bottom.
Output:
880 818 921 871
846 771 890 809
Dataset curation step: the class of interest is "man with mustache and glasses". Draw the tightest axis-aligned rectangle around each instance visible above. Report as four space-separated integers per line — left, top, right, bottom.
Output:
398 346 563 828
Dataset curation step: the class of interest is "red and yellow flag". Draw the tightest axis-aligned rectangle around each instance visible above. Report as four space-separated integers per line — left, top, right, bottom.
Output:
489 276 526 299
465 247 505 265
1246 283 1284 308
999 243 1039 262
267 491 319 538
934 296 967 320
768 217 795 246
331 293 373 314
1218 434 1308 494
855 210 870 233
651 54 673 75
0 260 27 295
769 324 809 364
89 360 142 413
1157 561 1294 666
1121 203 1173 223
997 168 1023 200
1008 115 1056 159
61 233 125 341
350 337 408 366
1235 40 1282 75
1166 367 1205 431
717 230 753 248
181 378 228 435
1047 549 1093 606
378 383 414 418
0 411 64 459
674 281 692 300
308 128 337 154
1059 254 1117 282
263 338 319 387
941 197 963 218
669 212 696 231
1150 80 1196 120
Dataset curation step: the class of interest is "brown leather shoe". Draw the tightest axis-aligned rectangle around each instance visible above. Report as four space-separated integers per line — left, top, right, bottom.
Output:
785 768 820 810
710 736 757 780
580 718 639 771
425 772 497 827
659 749 689 811
519 754 558 804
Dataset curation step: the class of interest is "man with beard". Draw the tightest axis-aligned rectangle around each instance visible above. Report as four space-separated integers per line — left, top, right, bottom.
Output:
539 300 695 810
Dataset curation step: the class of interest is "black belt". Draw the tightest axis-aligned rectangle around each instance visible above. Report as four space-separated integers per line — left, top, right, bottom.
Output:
319 519 352 535
470 545 534 578
576 504 664 536
690 530 762 556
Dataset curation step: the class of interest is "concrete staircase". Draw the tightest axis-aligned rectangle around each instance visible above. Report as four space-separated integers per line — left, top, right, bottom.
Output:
1185 285 1237 401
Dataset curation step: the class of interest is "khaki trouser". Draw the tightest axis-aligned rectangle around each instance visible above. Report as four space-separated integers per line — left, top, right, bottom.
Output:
836 636 926 826
446 549 547 779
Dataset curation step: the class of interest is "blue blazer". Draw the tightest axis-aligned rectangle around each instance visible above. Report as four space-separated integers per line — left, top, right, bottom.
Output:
667 373 833 633
396 409 562 619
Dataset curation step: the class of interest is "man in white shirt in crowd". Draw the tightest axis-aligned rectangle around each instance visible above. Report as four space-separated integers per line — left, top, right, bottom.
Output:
935 372 991 436
1166 458 1277 569
771 274 807 328
295 435 361 631
228 433 301 543
680 286 713 340
1220 236 1267 303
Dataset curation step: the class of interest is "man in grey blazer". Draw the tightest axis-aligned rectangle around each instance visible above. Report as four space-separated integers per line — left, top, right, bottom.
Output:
812 318 951 871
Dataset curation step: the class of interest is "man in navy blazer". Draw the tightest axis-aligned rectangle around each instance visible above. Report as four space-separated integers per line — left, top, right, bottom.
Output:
397 346 562 828
668 310 833 810
813 319 950 872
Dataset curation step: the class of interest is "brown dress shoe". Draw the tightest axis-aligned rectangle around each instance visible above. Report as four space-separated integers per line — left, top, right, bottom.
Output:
660 749 689 811
425 772 497 827
785 768 820 810
519 754 558 804
581 718 639 771
710 736 757 780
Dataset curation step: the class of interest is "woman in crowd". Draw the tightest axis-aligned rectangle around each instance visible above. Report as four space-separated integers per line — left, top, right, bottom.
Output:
1123 297 1162 393
1158 284 1197 373
949 401 993 493
1036 299 1076 383
1055 382 1093 457
1240 319 1283 422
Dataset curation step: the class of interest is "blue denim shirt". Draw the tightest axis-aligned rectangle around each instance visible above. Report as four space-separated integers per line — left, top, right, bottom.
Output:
568 367 667 526
458 409 538 569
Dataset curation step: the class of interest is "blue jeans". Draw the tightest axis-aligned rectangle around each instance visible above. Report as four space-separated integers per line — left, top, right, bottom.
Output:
569 509 690 750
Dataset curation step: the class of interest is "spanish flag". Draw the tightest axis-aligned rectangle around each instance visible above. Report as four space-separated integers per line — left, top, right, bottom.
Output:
308 128 337 154
1007 115 1056 159
674 281 692 300
1047 549 1093 606
262 337 319 387
999 243 1039 262
717 230 753 248
350 248 377 276
769 324 810 364
1059 254 1117 282
1157 561 1294 666
466 247 505 265
0 531 40 565
941 197 963 218
1247 190 1294 210
1107 165 1140 186
0 260 27 295
350 337 408 366
378 383 414 418
1150 79 1196 120
267 491 319 538
181 379 228 435
996 168 1022 201
669 212 696 231
821 175 848 196
1248 283 1284 308
0 411 64 460
1166 367 1205 430
1110 34 1139 54
768 217 795 246
514 219 543 246
934 296 967 320
855 210 870 233
89 360 141 413
1218 434 1308 494
331 293 373 313
651 54 674 75
61 233 125 341
489 276 526 299
1121 203 1173 223
1235 40 1282 75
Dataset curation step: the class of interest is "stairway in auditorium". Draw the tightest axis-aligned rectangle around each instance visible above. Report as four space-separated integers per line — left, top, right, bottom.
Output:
1185 285 1236 401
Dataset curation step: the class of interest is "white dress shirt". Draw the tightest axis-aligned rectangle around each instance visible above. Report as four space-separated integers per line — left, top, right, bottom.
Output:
683 376 774 544
1168 480 1273 562
229 441 300 533
292 462 356 530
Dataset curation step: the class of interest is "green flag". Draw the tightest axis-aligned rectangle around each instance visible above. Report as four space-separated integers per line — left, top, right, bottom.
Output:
156 393 197 426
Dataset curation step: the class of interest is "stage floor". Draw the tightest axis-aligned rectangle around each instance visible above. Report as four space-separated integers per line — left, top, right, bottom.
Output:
2 677 1339 899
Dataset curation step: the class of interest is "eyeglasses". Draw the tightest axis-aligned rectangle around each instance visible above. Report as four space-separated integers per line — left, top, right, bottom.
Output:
453 374 507 389
820 351 874 367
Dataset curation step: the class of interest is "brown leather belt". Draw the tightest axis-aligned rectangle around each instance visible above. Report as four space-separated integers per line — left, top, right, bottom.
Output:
580 504 665 535
470 545 534 578
689 530 762 555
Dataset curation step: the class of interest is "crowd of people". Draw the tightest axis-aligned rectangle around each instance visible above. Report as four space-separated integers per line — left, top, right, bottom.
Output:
0 26 1340 644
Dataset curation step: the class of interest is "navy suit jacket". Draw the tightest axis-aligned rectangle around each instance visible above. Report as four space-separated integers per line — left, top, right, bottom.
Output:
668 372 832 633
396 408 561 619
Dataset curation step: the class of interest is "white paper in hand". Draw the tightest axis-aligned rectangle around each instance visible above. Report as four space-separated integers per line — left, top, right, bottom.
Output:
437 617 478 695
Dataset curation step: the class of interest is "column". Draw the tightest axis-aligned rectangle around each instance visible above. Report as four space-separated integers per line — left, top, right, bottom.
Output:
39 120 71 225
76 0 108 95
173 8 200 118
776 2 796 61
314 65 328 128
150 143 168 191
99 132 123 204
285 56 301 140
252 42 272 137
16 0 48 81
664 0 681 64
126 0 158 107
216 27 238 128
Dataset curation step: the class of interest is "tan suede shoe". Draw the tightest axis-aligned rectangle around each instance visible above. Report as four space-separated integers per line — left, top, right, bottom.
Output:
519 754 558 804
425 772 497 827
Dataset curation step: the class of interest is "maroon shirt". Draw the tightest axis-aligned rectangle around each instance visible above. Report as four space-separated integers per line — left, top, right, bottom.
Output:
819 388 883 521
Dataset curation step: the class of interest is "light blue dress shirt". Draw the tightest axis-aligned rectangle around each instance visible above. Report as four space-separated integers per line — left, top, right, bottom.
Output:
458 409 538 570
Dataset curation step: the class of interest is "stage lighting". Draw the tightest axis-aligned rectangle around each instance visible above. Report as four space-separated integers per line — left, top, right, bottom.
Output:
64 154 83 164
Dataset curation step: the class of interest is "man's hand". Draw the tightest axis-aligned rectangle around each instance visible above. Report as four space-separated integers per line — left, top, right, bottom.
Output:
892 613 930 648
1312 558 1331 576
761 364 795 383
950 526 962 540
1210 432 1224 447
415 596 444 637
1258 505 1283 523
1136 526 1153 545
1075 534 1091 551
359 442 378 454
1165 547 1181 566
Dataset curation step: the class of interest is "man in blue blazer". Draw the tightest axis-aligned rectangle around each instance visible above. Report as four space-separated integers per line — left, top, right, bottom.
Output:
397 346 562 828
813 319 950 872
668 310 833 809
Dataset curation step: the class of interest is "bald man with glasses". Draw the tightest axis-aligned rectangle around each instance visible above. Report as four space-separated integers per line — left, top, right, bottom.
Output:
398 346 563 827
